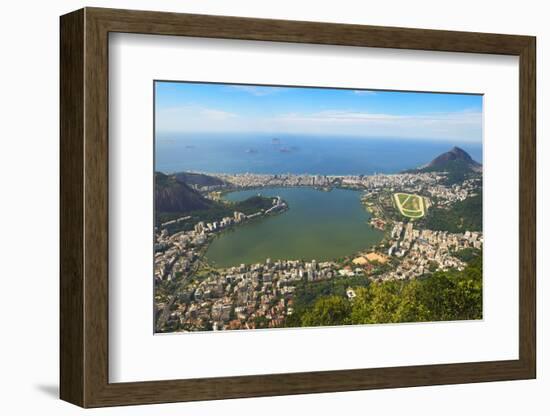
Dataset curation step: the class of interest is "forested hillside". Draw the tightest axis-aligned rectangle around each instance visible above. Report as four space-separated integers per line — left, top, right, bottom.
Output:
285 252 482 327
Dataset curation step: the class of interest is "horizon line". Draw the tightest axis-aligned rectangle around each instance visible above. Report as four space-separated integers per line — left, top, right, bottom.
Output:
155 132 483 143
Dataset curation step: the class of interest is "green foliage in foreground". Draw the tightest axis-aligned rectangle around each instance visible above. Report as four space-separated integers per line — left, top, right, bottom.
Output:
287 255 482 327
291 275 372 308
301 296 352 327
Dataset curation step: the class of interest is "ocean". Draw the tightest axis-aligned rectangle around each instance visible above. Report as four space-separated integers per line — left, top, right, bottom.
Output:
155 133 483 176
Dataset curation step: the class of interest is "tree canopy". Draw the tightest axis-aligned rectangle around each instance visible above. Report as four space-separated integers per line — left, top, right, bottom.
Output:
287 253 482 327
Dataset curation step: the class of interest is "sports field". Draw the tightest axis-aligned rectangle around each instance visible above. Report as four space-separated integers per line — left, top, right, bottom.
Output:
394 193 426 218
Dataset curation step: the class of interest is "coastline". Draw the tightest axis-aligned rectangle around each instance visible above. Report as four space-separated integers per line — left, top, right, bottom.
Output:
154 169 482 333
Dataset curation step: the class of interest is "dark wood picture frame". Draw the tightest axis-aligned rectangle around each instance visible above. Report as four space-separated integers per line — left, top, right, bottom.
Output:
60 7 536 408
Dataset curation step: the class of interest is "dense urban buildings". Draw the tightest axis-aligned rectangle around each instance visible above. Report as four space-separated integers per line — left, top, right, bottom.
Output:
153 82 483 332
154 169 483 332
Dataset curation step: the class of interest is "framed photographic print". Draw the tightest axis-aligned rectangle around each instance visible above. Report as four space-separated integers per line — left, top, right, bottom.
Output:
60 7 536 408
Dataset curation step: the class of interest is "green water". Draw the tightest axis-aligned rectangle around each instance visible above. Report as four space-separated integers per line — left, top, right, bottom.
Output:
205 187 384 267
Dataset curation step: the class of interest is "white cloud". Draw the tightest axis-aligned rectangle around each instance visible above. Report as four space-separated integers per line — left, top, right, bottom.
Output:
281 109 481 124
271 109 482 140
199 108 237 120
227 85 288 96
156 106 482 142
353 90 377 96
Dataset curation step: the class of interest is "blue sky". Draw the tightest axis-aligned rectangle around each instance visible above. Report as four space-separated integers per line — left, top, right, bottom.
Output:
155 81 483 142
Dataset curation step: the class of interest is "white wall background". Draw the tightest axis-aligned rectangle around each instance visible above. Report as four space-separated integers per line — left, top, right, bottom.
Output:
0 0 545 414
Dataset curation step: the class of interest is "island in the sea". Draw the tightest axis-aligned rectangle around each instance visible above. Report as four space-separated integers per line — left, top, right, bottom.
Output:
154 146 483 333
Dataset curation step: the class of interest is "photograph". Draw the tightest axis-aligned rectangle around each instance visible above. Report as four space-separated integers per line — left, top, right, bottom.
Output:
153 81 484 333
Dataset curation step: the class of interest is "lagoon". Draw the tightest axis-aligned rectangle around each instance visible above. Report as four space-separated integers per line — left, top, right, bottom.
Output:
205 187 384 267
